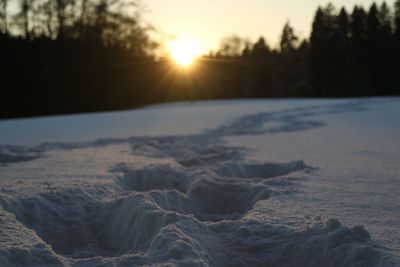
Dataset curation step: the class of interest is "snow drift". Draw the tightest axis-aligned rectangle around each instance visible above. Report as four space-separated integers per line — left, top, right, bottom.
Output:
0 98 399 266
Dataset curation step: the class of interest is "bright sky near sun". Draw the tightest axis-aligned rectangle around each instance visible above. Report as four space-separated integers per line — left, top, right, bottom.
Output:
145 0 396 53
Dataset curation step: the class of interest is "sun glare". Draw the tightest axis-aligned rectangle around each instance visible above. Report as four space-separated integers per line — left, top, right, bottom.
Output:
169 37 203 67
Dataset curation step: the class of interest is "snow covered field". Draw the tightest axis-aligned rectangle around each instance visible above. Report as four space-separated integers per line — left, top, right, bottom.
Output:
0 98 399 266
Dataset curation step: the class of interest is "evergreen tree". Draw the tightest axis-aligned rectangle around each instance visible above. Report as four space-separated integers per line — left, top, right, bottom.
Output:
251 37 270 58
367 3 381 44
310 7 325 95
248 37 272 97
242 44 251 58
351 6 367 48
395 0 400 39
335 8 350 48
310 5 337 96
280 21 298 54
365 2 393 95
348 6 369 95
377 2 396 94
332 7 351 96
378 2 392 41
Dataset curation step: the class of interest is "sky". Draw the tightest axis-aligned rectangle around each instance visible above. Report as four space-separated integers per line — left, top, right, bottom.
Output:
145 0 396 52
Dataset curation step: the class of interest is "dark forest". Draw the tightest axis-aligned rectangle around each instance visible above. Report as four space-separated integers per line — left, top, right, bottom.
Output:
1 0 400 119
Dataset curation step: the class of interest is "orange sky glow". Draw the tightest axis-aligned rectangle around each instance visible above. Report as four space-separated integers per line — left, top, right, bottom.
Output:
145 0 395 53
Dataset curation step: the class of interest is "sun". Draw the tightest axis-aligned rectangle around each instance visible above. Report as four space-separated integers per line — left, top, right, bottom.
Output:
169 37 203 67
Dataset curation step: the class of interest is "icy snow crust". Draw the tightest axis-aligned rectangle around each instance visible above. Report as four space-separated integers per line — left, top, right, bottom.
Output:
0 99 399 266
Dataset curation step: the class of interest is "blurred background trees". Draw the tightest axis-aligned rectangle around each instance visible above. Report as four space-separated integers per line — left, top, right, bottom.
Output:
2 0 155 51
211 0 400 100
0 0 159 118
308 1 399 97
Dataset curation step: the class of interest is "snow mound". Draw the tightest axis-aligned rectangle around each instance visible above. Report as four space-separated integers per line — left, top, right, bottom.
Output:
2 175 397 266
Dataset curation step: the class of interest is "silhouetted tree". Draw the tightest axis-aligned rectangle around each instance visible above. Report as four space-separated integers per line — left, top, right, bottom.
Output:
364 3 393 94
351 6 367 48
379 2 392 37
395 0 400 38
348 6 368 95
310 6 335 96
331 8 351 95
242 44 251 57
371 2 392 40
251 37 270 58
335 8 350 48
379 2 397 94
275 20 309 97
367 3 381 44
280 21 298 54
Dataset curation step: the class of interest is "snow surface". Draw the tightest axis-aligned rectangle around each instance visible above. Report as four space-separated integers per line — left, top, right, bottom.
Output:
0 98 399 266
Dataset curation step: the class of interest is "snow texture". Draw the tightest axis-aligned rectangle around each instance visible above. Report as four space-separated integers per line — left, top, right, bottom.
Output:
0 98 399 266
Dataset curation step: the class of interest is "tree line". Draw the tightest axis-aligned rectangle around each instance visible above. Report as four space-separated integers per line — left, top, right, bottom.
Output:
0 0 160 118
210 1 400 98
0 0 155 52
1 1 400 118
310 2 400 97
